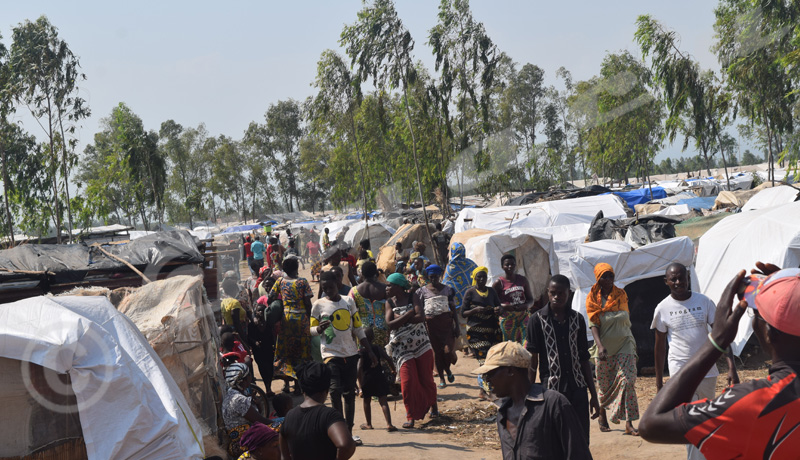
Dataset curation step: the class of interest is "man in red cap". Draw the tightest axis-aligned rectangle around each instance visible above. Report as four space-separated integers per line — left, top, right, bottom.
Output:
639 263 800 459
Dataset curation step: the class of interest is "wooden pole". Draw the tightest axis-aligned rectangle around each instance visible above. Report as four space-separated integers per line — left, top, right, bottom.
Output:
91 244 152 284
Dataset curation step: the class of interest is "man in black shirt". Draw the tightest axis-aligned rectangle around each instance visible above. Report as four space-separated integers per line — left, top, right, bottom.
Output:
474 341 593 460
280 362 355 460
527 275 599 443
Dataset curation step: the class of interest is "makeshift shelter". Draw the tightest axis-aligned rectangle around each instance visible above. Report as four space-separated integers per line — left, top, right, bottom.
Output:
504 185 612 206
678 196 718 211
343 221 396 252
674 213 732 245
459 229 559 303
741 185 799 211
454 194 628 233
219 223 263 234
610 186 667 208
567 237 697 370
0 295 205 459
376 223 437 273
696 201 800 355
116 276 223 452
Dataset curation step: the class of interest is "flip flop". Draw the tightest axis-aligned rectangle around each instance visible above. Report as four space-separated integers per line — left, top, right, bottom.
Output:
446 370 455 383
360 424 373 430
402 421 414 429
387 425 398 432
352 436 363 446
624 428 640 436
598 421 611 433
438 382 447 389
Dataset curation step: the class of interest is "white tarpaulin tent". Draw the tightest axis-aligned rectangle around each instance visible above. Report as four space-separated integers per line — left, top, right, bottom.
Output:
696 201 800 355
343 220 396 250
741 185 799 211
460 228 559 302
523 223 589 283
0 296 205 460
567 237 697 338
454 194 628 233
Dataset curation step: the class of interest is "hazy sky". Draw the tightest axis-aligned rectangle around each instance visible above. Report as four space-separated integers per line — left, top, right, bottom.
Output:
4 1 726 162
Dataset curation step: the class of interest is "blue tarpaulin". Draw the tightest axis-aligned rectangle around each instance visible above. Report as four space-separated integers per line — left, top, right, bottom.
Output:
678 196 718 210
608 187 667 207
221 223 264 234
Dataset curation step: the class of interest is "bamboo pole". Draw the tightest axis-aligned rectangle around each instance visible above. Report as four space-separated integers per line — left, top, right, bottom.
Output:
91 244 152 284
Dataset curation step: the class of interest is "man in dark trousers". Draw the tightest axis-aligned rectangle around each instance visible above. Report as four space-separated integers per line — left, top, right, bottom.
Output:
527 275 599 444
474 341 593 460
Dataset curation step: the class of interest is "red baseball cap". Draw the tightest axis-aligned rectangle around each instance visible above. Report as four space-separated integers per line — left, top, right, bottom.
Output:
754 268 800 337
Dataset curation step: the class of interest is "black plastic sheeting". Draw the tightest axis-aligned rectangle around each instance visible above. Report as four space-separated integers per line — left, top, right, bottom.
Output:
0 231 203 284
505 185 612 206
588 211 678 245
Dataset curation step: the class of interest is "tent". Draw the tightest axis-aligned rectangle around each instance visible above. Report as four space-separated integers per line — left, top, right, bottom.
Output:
343 221 396 253
674 213 732 245
696 201 800 355
567 237 697 369
610 186 667 208
376 223 437 273
220 223 263 234
741 185 799 211
459 229 559 303
0 296 205 459
677 196 717 211
454 194 628 233
712 182 773 210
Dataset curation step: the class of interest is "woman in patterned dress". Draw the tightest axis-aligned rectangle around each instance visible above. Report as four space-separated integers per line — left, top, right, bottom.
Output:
461 266 503 400
587 262 639 436
270 257 313 394
385 273 439 429
352 261 390 347
492 254 534 344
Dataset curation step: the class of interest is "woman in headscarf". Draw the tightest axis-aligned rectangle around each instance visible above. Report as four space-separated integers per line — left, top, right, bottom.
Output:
385 273 438 428
414 264 459 389
271 257 313 394
461 266 503 400
237 423 280 460
586 262 639 436
492 254 535 344
443 242 478 354
221 363 272 458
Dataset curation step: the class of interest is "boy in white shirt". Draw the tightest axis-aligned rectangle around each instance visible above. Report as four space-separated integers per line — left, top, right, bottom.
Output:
311 271 378 435
650 263 738 460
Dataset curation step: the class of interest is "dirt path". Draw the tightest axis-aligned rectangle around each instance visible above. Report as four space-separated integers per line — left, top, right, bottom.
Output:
242 260 694 459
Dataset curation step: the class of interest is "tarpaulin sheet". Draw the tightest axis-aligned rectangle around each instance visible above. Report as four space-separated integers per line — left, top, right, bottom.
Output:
678 196 718 210
741 185 799 211
696 201 800 356
0 296 205 459
609 186 667 207
0 231 203 283
220 223 263 234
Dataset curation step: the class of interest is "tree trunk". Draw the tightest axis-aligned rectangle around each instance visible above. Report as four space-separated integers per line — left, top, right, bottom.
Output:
348 111 371 241
0 141 14 246
401 84 439 266
46 101 62 244
765 122 775 185
58 118 74 243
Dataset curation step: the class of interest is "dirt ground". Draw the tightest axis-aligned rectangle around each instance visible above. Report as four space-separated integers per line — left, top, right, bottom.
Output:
242 259 770 460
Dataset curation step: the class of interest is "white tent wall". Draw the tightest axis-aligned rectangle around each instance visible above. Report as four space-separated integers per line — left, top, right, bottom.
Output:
0 296 205 459
567 237 697 340
317 219 354 246
461 229 559 303
343 221 396 251
741 185 799 211
454 194 628 233
524 223 590 283
696 201 800 356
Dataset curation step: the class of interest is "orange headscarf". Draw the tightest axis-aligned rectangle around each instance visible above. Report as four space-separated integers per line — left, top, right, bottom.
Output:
586 263 628 326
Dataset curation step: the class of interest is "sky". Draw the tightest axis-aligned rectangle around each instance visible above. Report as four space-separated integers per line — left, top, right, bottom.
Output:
3 1 730 163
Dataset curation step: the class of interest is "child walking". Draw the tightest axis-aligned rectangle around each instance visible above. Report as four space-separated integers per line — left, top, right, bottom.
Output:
358 327 398 432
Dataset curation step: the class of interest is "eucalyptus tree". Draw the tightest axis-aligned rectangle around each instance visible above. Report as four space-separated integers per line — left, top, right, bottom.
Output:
263 100 303 212
308 49 370 232
10 16 90 242
0 32 14 242
507 64 546 183
341 0 438 262
159 120 208 228
428 0 503 204
636 16 737 187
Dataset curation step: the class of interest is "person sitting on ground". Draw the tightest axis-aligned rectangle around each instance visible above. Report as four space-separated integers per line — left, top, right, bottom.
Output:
280 361 357 460
651 263 739 460
237 423 280 460
639 263 800 458
221 331 252 366
474 341 593 460
358 327 398 432
268 393 293 432
222 363 273 458
526 275 600 445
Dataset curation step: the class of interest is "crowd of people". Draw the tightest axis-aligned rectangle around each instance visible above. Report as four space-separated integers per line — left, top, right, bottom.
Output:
212 225 800 460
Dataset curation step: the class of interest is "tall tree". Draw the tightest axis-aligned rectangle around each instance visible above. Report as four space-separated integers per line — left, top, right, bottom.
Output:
10 16 90 242
341 0 438 262
159 120 208 228
265 100 303 212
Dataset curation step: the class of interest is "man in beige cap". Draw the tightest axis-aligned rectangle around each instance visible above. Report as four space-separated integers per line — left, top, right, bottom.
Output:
473 341 593 460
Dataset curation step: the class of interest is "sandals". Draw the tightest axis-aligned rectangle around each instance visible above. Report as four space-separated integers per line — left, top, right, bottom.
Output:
360 424 373 430
598 420 611 433
387 425 398 432
437 382 447 389
402 421 414 429
446 370 455 384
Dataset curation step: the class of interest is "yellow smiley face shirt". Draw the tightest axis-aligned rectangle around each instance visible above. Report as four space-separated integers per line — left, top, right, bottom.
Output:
310 295 365 359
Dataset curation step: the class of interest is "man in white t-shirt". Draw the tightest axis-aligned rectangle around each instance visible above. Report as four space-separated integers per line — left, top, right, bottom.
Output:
311 271 377 437
650 263 739 460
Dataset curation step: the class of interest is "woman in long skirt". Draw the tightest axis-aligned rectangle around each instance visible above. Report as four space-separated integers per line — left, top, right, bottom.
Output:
271 258 313 394
587 262 639 436
461 266 503 399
